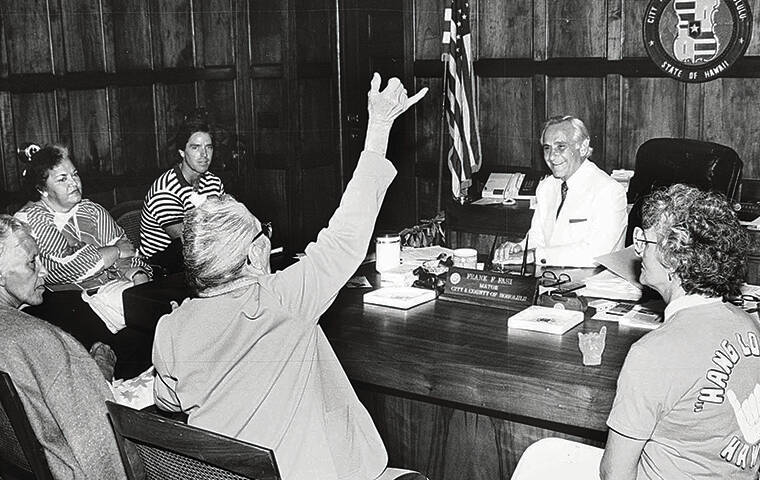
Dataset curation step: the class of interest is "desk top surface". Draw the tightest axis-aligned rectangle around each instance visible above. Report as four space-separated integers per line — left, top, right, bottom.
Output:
321 267 648 433
124 263 648 434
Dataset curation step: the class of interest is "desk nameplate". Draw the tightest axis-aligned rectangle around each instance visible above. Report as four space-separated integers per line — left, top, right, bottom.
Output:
439 267 539 310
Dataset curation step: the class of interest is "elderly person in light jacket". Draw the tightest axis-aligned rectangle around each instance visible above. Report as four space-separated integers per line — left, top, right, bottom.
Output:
152 74 428 480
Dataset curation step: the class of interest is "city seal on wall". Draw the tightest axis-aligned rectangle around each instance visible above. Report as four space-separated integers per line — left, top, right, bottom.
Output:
643 0 752 82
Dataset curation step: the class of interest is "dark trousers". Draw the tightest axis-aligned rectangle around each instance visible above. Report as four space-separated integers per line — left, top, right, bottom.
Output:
23 290 153 380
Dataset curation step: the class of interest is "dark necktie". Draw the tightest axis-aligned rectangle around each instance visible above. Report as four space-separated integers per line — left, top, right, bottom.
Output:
556 181 568 219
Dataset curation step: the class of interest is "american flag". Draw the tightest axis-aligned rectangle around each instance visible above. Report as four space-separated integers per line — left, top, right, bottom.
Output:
442 0 481 199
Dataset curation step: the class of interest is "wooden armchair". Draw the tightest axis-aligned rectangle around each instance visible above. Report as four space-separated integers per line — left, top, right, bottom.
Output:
0 370 54 480
106 401 280 480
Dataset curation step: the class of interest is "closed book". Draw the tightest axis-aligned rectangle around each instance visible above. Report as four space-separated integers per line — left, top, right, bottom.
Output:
508 305 584 335
363 286 437 310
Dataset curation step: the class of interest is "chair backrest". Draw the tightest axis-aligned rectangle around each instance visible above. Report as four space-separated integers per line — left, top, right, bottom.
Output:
625 137 743 245
110 200 144 247
0 370 55 480
106 401 280 480
510 437 602 480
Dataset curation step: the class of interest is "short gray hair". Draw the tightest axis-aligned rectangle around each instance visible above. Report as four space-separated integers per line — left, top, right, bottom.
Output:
183 194 259 294
0 215 30 267
540 115 593 159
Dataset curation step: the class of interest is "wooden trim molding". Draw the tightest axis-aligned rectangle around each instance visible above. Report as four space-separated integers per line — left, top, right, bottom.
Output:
0 67 236 93
414 56 760 78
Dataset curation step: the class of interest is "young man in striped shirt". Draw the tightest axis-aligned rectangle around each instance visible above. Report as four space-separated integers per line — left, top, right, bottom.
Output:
139 116 224 273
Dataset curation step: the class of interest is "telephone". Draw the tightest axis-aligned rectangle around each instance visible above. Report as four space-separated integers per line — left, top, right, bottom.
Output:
482 172 540 203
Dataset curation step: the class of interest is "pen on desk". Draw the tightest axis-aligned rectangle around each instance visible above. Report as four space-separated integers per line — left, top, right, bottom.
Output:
520 233 529 276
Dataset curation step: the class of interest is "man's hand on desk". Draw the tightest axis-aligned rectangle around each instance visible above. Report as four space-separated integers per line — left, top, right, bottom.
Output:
493 241 535 265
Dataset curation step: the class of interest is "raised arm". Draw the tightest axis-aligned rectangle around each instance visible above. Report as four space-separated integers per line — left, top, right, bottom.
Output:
271 73 427 320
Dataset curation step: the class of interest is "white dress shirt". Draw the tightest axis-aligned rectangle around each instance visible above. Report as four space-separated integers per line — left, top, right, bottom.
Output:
526 159 627 267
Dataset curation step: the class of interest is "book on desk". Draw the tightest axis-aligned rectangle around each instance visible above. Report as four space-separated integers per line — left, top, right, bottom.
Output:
363 286 437 309
508 305 584 335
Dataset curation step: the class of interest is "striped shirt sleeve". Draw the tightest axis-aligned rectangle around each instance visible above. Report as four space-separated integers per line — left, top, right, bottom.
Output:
19 204 104 285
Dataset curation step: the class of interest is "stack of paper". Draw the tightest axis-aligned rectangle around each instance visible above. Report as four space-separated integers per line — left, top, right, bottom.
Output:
580 247 644 301
580 269 643 301
508 305 584 335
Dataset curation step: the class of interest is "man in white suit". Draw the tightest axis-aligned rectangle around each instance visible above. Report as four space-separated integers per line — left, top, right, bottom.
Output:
494 116 627 268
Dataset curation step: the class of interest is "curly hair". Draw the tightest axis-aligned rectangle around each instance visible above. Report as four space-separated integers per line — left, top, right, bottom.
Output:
22 144 71 201
641 184 749 297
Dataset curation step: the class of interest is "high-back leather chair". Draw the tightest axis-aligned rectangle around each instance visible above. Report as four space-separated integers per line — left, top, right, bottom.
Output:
625 138 743 245
0 370 55 480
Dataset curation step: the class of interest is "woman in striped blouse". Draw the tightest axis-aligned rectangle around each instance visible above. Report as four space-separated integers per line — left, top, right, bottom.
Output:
14 145 153 379
15 145 150 288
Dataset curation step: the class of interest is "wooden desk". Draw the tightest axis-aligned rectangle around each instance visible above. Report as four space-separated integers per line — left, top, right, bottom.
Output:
122 262 647 479
321 269 648 479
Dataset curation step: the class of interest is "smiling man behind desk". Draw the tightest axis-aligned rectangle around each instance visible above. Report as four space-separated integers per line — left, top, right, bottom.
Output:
494 116 627 268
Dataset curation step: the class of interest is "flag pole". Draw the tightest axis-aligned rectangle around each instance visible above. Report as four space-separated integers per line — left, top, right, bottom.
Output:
436 55 449 213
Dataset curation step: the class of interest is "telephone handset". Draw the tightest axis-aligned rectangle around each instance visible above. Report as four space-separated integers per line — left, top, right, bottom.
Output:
502 173 525 204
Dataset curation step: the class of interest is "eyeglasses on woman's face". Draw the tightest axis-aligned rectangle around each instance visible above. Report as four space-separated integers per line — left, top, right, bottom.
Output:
252 221 272 243
633 226 657 256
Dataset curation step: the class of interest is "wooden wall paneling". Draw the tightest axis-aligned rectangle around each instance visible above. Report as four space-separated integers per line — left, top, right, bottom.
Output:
605 75 622 170
414 76 442 209
414 0 445 60
531 74 546 170
533 0 547 60
108 0 153 70
198 0 234 67
151 0 194 69
155 83 197 168
48 0 65 74
746 0 760 54
1 0 54 73
249 0 285 65
478 0 532 58
0 92 18 192
248 168 289 250
684 82 704 140
12 92 59 147
417 176 440 221
300 164 338 248
60 0 106 72
621 77 685 169
545 77 607 170
607 0 623 60
621 0 647 58
203 79 240 191
296 0 333 65
109 85 156 175
298 78 336 169
232 0 250 170
67 89 111 174
0 6 8 78
251 79 286 160
545 0 606 58
702 78 760 179
55 88 73 148
478 77 533 170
